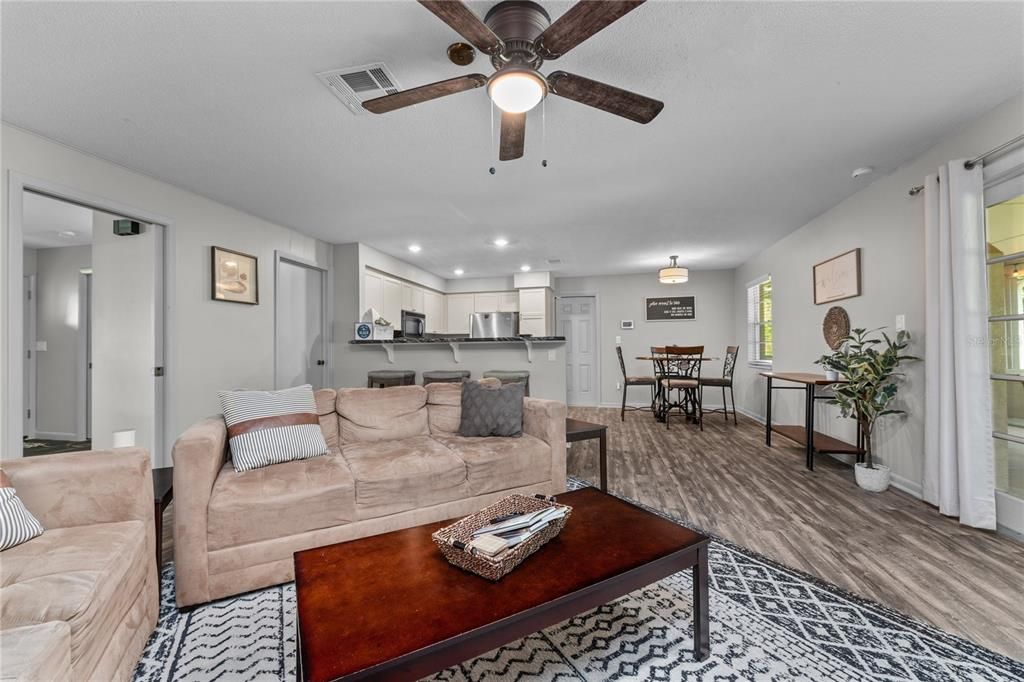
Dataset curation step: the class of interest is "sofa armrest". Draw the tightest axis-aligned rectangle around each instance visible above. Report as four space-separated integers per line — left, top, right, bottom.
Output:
172 416 228 607
3 448 152 531
523 397 567 493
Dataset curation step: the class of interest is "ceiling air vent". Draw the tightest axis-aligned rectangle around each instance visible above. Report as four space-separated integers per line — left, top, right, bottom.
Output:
316 63 401 115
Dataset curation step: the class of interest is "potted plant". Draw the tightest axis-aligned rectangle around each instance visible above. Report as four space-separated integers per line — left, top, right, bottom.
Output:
817 328 919 492
815 352 842 381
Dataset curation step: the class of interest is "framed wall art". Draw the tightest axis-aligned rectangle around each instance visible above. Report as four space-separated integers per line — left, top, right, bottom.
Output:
212 246 258 305
813 248 860 305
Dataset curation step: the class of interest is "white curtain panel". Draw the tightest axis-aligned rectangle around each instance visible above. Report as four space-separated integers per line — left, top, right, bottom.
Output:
923 160 996 529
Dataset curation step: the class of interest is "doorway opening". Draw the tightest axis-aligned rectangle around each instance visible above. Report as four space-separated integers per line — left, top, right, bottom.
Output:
274 251 329 390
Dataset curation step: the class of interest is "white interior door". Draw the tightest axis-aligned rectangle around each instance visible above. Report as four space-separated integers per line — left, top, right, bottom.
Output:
275 255 327 390
23 275 36 439
559 296 598 406
90 213 162 459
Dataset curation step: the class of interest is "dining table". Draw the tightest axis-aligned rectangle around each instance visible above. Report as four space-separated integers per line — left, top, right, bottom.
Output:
635 354 719 422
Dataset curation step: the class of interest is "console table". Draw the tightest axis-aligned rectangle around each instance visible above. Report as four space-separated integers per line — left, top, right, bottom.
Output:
760 372 863 470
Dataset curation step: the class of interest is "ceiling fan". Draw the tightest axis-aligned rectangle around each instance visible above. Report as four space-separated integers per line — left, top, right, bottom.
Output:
362 0 664 161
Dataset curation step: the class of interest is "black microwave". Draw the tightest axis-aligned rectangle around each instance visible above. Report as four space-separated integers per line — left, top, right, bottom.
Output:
401 310 426 337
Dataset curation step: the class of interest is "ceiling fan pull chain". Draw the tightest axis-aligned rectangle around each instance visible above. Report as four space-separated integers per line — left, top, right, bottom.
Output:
489 99 496 175
541 98 548 168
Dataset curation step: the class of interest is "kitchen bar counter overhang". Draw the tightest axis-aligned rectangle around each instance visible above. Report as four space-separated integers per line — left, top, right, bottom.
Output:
349 336 566 364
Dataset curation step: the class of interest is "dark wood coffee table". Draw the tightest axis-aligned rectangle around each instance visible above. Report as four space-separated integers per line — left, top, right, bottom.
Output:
294 487 710 682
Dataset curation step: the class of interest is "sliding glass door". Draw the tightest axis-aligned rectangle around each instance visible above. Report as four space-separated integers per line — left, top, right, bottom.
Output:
985 148 1024 537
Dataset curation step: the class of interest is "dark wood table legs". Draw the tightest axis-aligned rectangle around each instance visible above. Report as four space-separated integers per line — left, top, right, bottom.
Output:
565 418 609 492
693 544 710 660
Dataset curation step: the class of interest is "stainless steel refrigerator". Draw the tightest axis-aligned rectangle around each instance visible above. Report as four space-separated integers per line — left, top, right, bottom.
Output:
470 312 520 338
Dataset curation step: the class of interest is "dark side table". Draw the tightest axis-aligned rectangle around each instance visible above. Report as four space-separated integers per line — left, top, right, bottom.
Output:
565 418 608 491
152 467 173 568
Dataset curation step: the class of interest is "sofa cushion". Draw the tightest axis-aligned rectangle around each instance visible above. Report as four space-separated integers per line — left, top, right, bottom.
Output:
458 380 524 437
337 386 429 443
218 384 329 472
315 389 341 450
341 436 470 519
433 434 551 495
0 621 72 682
0 521 148 679
425 378 501 435
207 452 357 550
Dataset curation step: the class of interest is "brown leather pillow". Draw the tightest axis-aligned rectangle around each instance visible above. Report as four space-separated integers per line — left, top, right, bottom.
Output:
0 469 11 487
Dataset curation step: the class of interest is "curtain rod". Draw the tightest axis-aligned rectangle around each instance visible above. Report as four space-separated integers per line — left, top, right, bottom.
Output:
908 133 1024 196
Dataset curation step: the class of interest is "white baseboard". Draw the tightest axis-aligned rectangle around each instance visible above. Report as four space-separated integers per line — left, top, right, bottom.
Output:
32 431 78 441
889 473 923 499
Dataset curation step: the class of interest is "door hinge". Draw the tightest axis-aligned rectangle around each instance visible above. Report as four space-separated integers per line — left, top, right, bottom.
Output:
26 349 31 359
26 290 31 301
154 366 165 377
26 408 31 419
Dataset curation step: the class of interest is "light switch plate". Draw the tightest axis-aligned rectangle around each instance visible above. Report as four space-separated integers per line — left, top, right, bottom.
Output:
615 336 622 345
35 341 47 351
547 349 557 361
895 314 906 331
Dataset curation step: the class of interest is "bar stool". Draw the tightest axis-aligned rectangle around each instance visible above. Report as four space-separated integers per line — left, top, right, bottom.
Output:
482 370 530 396
422 370 471 385
367 370 416 388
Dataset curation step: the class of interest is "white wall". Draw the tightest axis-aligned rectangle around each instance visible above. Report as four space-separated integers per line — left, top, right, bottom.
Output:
1 123 332 463
731 93 1024 496
23 247 37 276
32 244 90 437
556 270 736 406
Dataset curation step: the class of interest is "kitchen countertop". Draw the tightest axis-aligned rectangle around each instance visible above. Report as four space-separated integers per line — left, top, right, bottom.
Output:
350 336 566 344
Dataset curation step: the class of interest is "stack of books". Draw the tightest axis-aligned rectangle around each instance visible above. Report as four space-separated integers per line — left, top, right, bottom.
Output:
466 507 569 559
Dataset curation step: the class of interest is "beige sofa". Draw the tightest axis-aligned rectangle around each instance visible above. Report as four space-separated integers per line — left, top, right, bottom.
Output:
173 382 567 607
0 449 158 682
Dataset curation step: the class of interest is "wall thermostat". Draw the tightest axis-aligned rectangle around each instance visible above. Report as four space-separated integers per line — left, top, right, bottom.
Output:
620 320 635 329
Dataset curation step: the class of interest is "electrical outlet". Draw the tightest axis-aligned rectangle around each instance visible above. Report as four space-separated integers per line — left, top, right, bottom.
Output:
616 381 622 391
895 314 906 331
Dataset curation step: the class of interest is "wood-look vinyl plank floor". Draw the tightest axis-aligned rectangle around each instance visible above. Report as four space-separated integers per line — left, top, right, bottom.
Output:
565 407 1024 661
158 408 1024 661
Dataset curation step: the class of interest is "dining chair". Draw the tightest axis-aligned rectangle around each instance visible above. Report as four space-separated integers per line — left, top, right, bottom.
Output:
660 345 704 431
699 345 739 424
616 345 656 421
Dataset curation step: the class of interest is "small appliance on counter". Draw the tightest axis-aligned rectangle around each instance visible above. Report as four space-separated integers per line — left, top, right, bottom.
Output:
354 308 394 340
470 312 519 338
401 310 426 338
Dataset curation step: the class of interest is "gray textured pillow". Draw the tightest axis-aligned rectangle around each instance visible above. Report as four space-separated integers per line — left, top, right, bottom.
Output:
459 380 524 437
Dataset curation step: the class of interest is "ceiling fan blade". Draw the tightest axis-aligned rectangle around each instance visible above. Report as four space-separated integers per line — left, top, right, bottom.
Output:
548 71 664 124
362 74 487 114
535 1 646 60
499 112 526 161
418 1 504 56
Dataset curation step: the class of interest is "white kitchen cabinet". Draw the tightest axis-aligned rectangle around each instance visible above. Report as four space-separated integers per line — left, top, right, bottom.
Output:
518 287 549 315
423 290 446 333
447 294 475 335
381 277 402 326
363 271 383 316
498 291 519 312
401 283 425 313
473 292 500 313
519 314 547 337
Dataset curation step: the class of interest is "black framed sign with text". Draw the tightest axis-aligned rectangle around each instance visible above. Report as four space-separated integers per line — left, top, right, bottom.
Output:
645 296 696 321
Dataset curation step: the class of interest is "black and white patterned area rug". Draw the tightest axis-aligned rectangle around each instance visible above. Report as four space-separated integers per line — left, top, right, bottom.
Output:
134 479 1024 681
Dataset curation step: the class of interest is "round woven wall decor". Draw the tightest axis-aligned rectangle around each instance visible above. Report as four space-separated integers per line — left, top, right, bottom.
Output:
823 306 850 349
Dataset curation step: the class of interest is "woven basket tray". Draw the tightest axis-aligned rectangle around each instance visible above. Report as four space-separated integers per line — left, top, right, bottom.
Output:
432 494 572 581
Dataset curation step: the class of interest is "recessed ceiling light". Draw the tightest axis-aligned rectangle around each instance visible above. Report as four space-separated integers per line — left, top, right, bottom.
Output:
520 265 531 272
493 238 509 247
408 244 422 253
851 166 874 179
57 230 77 238
453 268 464 276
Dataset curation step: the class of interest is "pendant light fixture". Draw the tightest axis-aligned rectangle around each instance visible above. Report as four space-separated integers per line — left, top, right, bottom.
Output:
658 255 689 284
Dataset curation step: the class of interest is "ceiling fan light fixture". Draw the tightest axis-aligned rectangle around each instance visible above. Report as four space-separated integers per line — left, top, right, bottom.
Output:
658 255 689 284
487 68 547 114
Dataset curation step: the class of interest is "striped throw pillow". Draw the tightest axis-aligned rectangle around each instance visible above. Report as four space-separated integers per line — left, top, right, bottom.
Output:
0 470 44 551
218 384 329 473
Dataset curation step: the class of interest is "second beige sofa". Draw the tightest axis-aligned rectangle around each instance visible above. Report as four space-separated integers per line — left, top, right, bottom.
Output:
173 382 567 607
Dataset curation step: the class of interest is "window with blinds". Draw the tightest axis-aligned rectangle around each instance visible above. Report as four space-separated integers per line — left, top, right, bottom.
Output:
747 276 773 365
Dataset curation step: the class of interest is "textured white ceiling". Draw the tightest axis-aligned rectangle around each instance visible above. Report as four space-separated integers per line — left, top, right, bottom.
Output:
22 192 94 249
3 1 1022 277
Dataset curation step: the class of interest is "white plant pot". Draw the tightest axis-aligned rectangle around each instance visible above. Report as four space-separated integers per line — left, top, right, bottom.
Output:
824 370 840 381
855 463 890 492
